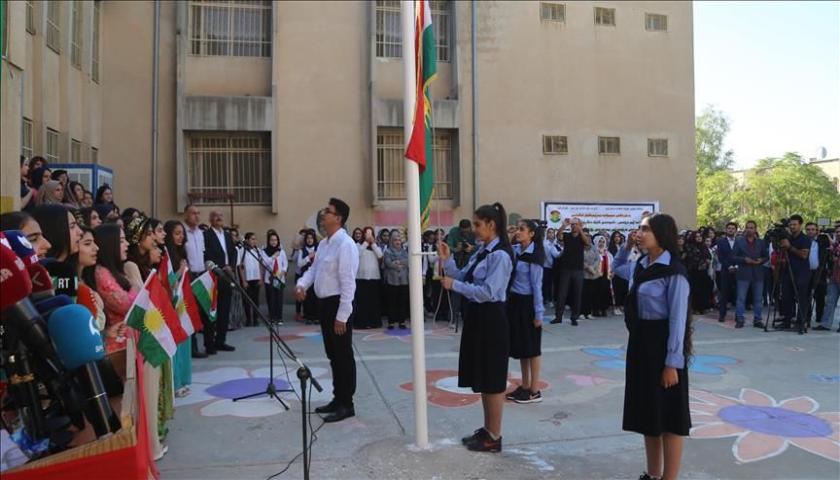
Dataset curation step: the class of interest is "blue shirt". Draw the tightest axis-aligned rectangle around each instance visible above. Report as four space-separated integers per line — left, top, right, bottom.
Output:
444 237 513 304
788 232 812 277
614 248 690 369
510 243 545 321
542 240 561 268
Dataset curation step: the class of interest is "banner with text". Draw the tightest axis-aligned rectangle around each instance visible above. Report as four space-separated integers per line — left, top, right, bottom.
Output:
541 201 659 234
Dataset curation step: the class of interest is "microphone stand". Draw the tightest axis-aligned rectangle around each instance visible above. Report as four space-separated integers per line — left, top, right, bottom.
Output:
210 260 323 480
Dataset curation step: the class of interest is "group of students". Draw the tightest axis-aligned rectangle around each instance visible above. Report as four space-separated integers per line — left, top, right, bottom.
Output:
431 203 691 480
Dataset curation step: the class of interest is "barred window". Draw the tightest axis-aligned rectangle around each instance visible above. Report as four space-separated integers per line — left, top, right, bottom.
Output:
542 135 568 155
598 136 620 155
189 0 271 57
46 128 60 163
71 139 82 163
594 7 615 26
648 138 668 157
187 133 272 205
645 13 667 32
376 128 455 200
26 0 35 34
431 1 450 62
540 3 565 22
377 1 451 62
22 118 33 160
47 1 61 53
71 1 82 68
375 0 401 58
90 146 99 165
92 1 100 82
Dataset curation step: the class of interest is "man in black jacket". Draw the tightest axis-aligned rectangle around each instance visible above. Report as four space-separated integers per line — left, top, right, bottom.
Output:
204 210 238 353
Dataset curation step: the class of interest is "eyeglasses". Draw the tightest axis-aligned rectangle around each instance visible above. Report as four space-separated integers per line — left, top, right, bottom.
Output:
321 208 337 217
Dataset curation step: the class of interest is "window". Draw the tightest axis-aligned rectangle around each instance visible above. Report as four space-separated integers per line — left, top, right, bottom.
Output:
46 128 60 163
645 13 667 32
648 138 669 157
189 1 272 57
376 128 455 200
71 1 82 68
542 135 568 155
375 0 401 58
92 1 100 82
47 2 61 53
594 7 615 26
187 133 272 204
22 118 33 160
26 0 35 34
540 2 565 22
90 146 99 165
598 136 620 155
71 139 82 163
376 1 451 61
431 1 450 62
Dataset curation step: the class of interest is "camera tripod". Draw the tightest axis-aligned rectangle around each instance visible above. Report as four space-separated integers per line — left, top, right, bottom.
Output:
764 249 810 335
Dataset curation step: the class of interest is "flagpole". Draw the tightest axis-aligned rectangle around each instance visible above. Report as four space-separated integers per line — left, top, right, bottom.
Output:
401 0 429 450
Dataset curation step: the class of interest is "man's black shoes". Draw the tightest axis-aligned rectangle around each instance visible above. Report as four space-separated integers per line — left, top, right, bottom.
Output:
322 405 355 423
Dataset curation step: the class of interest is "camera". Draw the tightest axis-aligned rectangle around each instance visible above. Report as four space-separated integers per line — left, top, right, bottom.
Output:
766 218 791 245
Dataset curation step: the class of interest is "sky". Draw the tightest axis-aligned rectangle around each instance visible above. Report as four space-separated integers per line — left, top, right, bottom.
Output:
693 1 840 169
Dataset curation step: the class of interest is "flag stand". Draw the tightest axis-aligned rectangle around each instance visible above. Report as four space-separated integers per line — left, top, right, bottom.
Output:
402 0 430 450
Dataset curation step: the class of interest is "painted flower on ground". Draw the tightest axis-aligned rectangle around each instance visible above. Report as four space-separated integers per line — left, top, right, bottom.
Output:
400 369 549 408
690 388 840 463
363 327 457 343
582 347 738 375
175 366 331 418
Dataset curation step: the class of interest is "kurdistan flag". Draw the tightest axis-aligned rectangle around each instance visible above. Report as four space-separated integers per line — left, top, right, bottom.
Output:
159 247 178 294
126 270 179 367
191 270 218 322
173 270 203 335
405 0 437 230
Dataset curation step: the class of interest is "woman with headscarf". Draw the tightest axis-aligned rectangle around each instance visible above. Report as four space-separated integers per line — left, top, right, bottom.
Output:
593 235 614 317
64 181 86 208
295 230 319 324
685 230 713 314
262 230 288 325
383 231 410 329
36 179 65 206
355 226 384 329
95 184 114 205
582 235 603 319
609 231 628 315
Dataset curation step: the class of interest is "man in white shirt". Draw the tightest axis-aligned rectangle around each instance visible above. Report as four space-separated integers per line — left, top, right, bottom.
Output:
183 204 208 358
295 198 359 423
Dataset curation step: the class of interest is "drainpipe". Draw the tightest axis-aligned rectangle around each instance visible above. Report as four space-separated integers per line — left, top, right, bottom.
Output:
471 0 478 211
151 0 161 216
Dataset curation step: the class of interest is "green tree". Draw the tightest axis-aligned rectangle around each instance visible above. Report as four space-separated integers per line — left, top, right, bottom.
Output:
695 105 734 174
739 153 840 229
696 169 741 229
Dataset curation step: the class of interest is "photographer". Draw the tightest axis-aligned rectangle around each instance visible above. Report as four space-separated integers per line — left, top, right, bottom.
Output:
815 224 840 331
805 222 827 325
778 215 812 330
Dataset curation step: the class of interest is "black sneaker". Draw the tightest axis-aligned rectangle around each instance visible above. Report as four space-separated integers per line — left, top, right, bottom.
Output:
550 318 562 324
639 473 661 480
465 429 502 453
461 427 486 445
505 386 526 401
514 390 543 404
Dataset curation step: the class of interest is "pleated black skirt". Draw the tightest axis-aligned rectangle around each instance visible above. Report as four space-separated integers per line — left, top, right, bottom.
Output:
507 292 542 359
354 279 382 329
459 301 509 394
622 318 691 437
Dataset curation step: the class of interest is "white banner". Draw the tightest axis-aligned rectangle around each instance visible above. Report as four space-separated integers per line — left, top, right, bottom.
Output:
541 201 659 234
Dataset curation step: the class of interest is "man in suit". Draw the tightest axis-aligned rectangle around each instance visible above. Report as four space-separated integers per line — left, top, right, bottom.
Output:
716 221 739 322
732 220 767 329
204 210 238 353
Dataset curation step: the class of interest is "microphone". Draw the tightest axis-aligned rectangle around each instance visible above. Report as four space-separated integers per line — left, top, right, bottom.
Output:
205 260 236 287
35 294 74 319
29 262 56 300
3 230 39 266
43 259 78 298
47 305 121 438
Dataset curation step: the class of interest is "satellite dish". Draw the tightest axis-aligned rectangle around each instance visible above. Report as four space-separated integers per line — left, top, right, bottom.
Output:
817 146 827 160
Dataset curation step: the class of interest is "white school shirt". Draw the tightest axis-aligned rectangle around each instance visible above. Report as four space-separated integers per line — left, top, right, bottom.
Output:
296 228 359 323
262 247 289 284
357 242 384 280
238 247 262 282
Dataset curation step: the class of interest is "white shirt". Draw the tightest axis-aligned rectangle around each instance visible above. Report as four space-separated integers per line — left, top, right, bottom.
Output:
295 246 317 275
809 239 819 271
213 228 228 258
297 229 359 323
727 237 736 250
357 242 383 280
238 247 262 282
262 247 289 284
184 223 206 272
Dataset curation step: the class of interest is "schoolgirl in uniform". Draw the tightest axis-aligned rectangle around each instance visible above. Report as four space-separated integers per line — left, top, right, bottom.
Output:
439 203 514 453
505 219 545 404
613 213 692 480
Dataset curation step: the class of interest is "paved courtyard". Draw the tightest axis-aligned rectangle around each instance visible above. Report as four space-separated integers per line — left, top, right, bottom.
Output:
158 306 840 479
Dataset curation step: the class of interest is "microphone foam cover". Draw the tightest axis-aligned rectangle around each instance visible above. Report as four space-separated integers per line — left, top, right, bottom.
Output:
1 243 32 311
35 294 74 317
28 262 54 294
47 304 105 369
3 230 39 266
